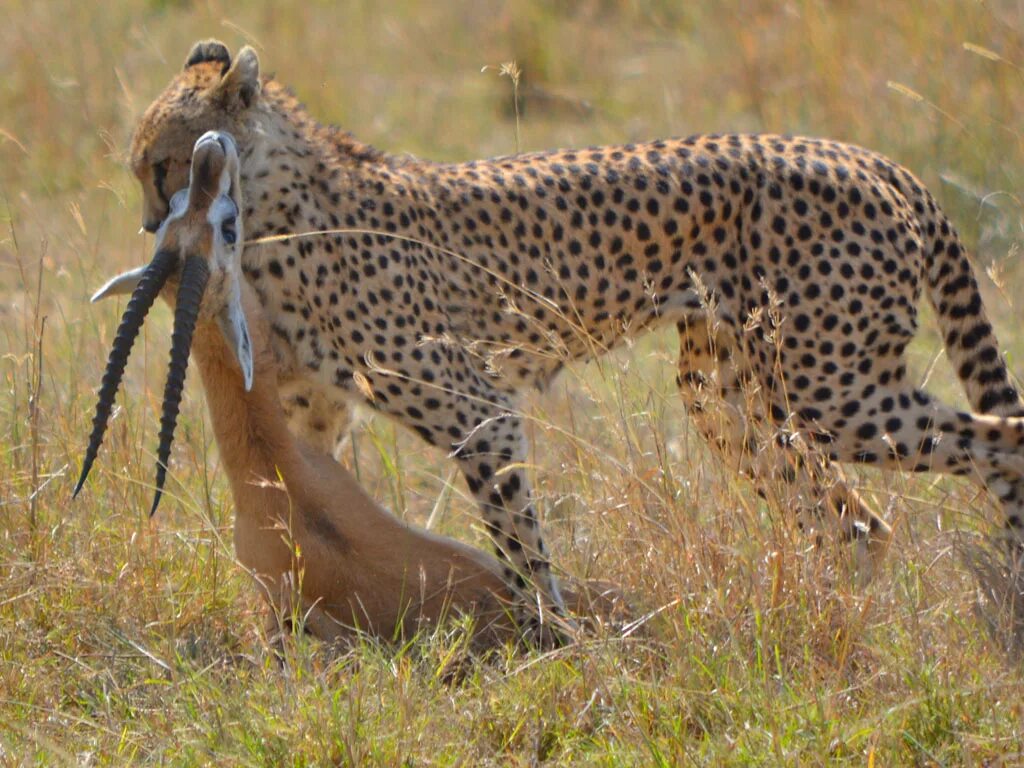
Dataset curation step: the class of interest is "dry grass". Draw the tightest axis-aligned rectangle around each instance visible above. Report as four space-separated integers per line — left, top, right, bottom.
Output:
5 0 1024 764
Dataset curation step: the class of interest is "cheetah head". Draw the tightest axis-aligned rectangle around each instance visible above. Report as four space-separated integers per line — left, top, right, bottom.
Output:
130 40 261 233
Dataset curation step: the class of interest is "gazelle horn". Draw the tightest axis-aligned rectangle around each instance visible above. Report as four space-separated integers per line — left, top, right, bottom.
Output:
150 255 209 516
74 250 177 497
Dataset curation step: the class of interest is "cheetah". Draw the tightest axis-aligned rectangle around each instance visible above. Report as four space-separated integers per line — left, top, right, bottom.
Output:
126 39 1024 622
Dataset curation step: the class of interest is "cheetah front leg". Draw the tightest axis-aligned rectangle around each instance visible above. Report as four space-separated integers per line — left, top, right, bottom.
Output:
450 409 570 643
364 352 569 644
676 318 892 578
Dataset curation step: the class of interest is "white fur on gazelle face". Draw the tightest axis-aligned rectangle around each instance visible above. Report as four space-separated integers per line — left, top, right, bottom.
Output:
190 131 252 390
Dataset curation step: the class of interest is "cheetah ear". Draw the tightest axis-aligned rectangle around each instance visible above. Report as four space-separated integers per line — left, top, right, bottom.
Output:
214 45 260 109
184 39 231 73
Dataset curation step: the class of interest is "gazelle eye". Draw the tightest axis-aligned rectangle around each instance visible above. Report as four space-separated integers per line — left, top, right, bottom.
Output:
221 216 237 244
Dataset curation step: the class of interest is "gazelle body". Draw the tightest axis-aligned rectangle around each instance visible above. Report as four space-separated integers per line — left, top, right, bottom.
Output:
193 275 516 644
82 132 521 645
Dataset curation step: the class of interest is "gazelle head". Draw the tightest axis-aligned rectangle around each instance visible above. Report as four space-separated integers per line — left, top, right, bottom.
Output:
76 131 253 516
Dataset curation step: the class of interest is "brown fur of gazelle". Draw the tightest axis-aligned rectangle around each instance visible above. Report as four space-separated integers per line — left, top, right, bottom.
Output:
183 140 531 646
196 282 524 645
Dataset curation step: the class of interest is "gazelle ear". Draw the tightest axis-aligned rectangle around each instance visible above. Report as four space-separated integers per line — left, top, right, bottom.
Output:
91 264 149 303
214 45 260 109
218 281 254 391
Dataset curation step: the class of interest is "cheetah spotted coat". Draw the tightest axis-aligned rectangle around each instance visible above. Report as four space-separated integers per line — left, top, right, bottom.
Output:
127 40 1024 618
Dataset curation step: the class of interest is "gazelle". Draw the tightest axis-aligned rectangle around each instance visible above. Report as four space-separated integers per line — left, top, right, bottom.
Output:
76 131 532 646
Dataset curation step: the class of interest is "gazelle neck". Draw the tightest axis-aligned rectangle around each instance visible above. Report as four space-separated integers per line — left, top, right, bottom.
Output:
187 284 300 519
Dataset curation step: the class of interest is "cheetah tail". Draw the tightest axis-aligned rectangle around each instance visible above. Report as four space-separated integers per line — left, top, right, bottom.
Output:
926 210 1024 417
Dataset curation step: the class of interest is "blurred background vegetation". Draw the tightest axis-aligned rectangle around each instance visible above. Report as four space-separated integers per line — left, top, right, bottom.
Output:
4 1 1024 763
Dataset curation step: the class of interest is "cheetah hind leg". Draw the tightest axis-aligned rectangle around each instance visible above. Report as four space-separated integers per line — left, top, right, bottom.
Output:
802 384 1024 553
776 442 893 584
676 319 892 581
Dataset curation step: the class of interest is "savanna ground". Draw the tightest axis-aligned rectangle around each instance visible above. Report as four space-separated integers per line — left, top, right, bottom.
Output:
4 0 1024 764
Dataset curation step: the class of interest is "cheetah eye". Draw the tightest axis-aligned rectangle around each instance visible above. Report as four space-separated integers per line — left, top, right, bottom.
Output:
221 216 237 245
152 159 171 206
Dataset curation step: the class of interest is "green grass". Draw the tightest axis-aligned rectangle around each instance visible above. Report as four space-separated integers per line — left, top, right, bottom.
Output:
5 0 1024 763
